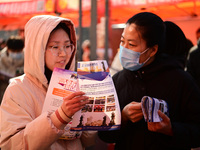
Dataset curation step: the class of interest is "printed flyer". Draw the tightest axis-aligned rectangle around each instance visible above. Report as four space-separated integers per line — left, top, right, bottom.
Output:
42 60 121 134
141 96 169 122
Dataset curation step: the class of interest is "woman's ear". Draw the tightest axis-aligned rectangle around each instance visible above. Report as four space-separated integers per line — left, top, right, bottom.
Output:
149 45 158 57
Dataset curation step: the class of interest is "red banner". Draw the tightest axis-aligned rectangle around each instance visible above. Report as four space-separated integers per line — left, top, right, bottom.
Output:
111 0 195 6
56 0 90 13
56 0 195 13
0 0 55 16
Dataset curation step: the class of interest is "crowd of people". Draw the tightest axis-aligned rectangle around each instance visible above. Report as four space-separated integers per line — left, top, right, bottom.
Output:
0 12 200 150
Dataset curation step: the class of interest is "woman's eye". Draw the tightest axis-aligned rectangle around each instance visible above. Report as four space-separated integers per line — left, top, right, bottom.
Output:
129 44 135 47
53 46 59 49
65 45 70 48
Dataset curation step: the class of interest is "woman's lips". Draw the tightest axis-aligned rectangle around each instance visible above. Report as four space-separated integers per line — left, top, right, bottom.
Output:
59 60 65 64
57 60 66 66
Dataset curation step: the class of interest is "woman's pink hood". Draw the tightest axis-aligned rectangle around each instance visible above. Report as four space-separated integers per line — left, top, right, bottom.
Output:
24 15 77 88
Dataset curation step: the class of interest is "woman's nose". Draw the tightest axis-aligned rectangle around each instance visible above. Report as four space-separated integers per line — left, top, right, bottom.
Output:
58 47 67 56
121 42 128 48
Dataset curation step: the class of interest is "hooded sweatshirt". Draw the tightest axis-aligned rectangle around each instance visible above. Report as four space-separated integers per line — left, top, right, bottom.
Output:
99 55 200 150
0 15 96 150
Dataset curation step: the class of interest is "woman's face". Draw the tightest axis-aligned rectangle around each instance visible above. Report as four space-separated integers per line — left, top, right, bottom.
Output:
45 28 73 71
120 23 153 64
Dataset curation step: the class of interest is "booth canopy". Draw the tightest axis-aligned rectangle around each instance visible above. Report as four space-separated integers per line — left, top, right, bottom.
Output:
0 0 200 30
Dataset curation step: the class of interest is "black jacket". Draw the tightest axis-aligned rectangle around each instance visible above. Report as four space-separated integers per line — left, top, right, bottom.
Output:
99 55 200 150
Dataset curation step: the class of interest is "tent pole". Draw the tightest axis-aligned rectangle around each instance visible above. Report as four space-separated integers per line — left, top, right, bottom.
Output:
78 0 83 61
90 0 97 60
104 0 109 63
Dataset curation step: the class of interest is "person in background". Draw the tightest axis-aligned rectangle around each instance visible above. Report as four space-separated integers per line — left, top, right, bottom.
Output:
187 38 200 88
0 15 96 150
98 12 200 150
109 48 123 76
195 28 200 41
0 35 24 103
188 27 200 57
82 39 91 61
186 27 200 89
0 39 6 51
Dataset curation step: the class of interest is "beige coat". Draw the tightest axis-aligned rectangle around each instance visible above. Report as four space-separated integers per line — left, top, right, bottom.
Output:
0 15 96 150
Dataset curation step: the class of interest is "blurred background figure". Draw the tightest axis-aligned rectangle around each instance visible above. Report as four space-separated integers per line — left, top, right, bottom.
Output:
0 35 24 103
195 28 200 41
187 38 200 88
188 27 200 57
186 27 200 89
0 39 6 51
109 48 122 76
82 39 91 61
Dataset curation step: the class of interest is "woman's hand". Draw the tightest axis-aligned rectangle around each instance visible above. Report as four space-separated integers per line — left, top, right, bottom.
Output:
61 91 89 118
122 101 143 123
147 110 173 136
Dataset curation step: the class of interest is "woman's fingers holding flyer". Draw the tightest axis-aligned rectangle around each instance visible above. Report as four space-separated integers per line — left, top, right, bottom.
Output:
129 112 143 123
130 101 142 109
64 91 86 99
122 101 143 123
147 110 173 136
62 91 89 117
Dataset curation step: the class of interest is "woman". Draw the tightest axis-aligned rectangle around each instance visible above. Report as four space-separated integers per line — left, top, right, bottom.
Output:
0 15 96 150
98 12 200 150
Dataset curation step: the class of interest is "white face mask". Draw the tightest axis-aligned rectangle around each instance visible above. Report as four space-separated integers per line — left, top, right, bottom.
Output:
119 45 150 71
9 51 23 60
